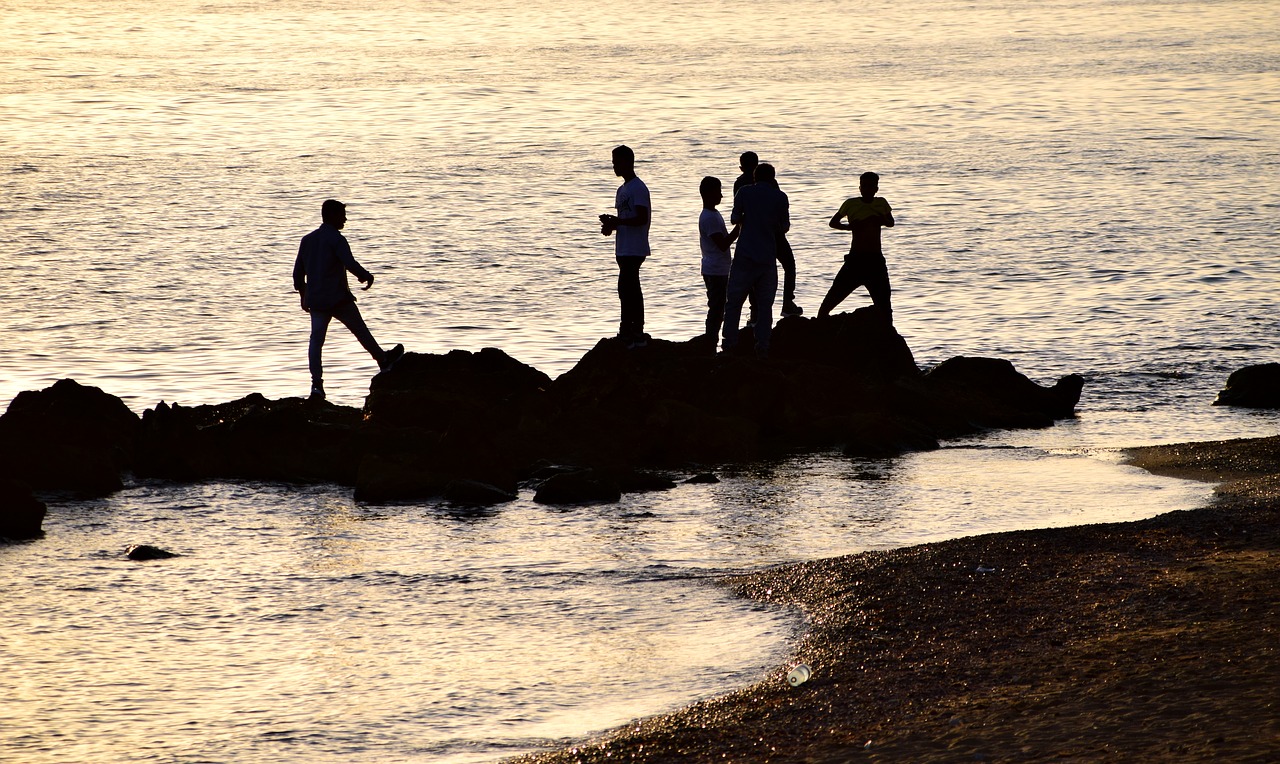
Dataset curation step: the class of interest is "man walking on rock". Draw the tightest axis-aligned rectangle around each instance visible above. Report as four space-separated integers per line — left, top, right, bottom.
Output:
293 199 403 401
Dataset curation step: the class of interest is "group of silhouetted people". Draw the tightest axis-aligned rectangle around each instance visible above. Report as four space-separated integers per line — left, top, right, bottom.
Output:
600 145 895 357
291 148 895 398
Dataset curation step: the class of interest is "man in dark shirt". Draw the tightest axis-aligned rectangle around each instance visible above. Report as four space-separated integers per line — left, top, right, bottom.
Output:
293 199 403 400
734 151 802 317
723 163 790 356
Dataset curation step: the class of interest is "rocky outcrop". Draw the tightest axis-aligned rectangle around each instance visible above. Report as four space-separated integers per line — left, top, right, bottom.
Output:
1213 363 1280 408
920 356 1084 431
136 394 363 484
524 310 1080 469
0 378 140 496
354 348 552 502
0 310 1087 506
0 479 46 540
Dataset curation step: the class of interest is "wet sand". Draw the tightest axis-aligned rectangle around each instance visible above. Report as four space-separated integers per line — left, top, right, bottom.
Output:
513 436 1280 762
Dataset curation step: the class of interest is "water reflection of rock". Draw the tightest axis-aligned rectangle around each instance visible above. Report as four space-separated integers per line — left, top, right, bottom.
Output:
1 309 1092 515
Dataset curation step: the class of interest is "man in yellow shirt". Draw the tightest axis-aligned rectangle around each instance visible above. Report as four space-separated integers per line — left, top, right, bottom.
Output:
816 171 896 321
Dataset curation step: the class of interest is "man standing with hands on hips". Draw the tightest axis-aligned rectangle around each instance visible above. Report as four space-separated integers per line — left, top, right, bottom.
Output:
599 145 652 349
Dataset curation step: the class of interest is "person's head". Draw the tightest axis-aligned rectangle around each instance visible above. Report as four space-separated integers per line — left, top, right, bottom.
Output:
612 145 635 178
859 171 880 198
754 163 776 184
739 151 758 174
321 199 347 229
699 176 723 207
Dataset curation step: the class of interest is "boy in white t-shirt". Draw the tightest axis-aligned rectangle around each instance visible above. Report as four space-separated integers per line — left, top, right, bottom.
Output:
698 176 739 339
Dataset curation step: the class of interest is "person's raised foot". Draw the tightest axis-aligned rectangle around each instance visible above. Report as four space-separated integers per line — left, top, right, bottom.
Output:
379 343 405 372
781 302 804 317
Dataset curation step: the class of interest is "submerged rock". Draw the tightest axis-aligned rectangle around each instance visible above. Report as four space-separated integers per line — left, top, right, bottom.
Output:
125 544 179 561
0 479 47 540
1214 363 1280 408
684 473 721 484
0 379 140 496
443 479 518 507
533 469 623 505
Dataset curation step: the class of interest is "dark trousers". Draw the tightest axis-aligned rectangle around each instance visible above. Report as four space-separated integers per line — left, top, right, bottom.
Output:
308 300 381 385
819 254 892 317
703 274 729 337
616 255 646 338
777 234 797 305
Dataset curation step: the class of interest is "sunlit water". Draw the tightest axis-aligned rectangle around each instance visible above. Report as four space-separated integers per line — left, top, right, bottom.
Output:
3 0 1279 761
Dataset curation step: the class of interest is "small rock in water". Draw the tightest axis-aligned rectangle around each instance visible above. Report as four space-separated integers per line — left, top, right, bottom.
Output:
683 472 720 484
126 544 179 561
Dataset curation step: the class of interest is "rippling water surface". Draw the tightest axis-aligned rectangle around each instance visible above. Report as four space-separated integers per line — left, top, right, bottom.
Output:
2 0 1278 761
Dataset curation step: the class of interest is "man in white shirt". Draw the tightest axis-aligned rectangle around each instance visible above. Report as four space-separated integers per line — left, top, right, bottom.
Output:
599 145 651 349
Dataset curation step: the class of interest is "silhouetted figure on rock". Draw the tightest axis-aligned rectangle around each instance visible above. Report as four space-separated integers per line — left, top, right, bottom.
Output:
599 145 652 349
698 176 739 341
723 163 790 357
735 151 801 317
293 199 403 401
817 171 896 322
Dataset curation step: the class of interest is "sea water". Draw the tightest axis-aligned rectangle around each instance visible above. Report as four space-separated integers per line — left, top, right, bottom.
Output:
2 0 1278 761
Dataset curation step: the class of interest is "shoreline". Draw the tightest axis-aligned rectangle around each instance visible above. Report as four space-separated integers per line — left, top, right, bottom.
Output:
512 435 1280 762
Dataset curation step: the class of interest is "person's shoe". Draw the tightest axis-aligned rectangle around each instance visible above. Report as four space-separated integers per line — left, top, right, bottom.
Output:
309 383 326 401
626 333 649 350
781 302 804 317
379 343 405 372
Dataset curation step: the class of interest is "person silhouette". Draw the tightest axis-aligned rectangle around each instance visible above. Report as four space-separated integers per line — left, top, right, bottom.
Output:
598 145 652 349
734 151 802 317
293 199 403 401
698 176 739 340
722 163 789 356
817 171 896 321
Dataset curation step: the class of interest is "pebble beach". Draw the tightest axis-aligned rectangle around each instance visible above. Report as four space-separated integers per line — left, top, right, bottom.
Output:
515 436 1280 762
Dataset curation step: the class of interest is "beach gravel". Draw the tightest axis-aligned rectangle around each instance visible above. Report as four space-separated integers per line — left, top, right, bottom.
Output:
513 436 1280 762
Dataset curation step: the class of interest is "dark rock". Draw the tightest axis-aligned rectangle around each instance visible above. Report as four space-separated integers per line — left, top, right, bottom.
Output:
443 479 518 507
356 348 550 502
1214 364 1280 408
770 308 919 378
921 357 1082 429
136 394 363 484
0 479 46 540
365 347 551 432
533 469 623 505
598 467 678 494
125 544 178 560
684 473 721 484
840 413 941 458
0 379 140 496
